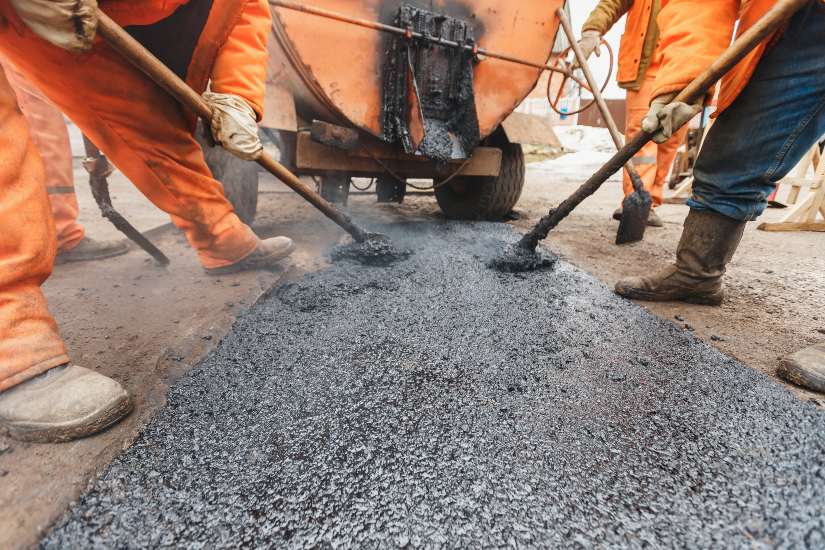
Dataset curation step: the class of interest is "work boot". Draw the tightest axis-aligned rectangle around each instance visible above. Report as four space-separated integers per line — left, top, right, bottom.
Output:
613 207 663 227
0 365 132 443
55 237 129 265
614 209 746 306
204 236 295 276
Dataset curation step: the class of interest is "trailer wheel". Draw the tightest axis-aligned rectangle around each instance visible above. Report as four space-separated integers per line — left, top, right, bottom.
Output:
196 126 259 225
434 129 525 220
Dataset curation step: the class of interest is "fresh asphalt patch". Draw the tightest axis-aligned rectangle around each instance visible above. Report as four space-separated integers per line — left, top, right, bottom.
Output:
43 222 825 548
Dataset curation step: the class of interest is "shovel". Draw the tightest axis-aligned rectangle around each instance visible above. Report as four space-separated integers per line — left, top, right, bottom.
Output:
556 7 651 244
503 0 808 266
95 11 378 249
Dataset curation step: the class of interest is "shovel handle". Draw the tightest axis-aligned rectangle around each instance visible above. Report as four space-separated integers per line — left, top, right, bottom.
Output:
95 11 369 243
555 8 647 195
520 0 808 249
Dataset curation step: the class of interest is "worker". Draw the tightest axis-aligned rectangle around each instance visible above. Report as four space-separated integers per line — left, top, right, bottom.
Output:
0 0 292 443
615 1 825 306
1 58 129 264
577 0 690 227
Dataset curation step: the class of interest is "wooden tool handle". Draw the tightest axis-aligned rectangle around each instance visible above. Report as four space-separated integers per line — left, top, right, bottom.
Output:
555 7 647 194
96 11 368 242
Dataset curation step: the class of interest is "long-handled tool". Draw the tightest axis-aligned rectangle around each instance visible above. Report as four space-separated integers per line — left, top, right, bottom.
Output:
95 11 381 250
82 136 170 266
493 0 808 272
556 7 651 245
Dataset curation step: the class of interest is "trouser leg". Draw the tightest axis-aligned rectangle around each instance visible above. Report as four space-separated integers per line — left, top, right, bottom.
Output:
623 71 689 207
0 66 69 392
0 28 259 269
689 0 825 221
2 59 85 252
623 86 658 201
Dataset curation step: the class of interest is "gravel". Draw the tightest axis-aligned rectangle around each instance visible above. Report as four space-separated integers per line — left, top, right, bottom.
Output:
43 222 825 549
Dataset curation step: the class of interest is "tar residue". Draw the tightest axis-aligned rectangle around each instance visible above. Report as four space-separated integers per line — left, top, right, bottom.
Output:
489 243 558 273
330 233 412 267
44 223 825 549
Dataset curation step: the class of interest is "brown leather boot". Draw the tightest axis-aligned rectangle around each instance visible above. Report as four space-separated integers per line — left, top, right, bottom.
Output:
614 209 746 306
0 364 132 443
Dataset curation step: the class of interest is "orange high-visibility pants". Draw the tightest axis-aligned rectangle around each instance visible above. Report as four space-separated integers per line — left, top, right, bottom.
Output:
0 66 70 392
623 68 689 207
0 29 259 269
2 59 85 253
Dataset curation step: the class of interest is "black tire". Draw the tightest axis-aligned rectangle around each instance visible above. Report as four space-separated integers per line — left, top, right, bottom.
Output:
195 125 259 225
434 129 525 220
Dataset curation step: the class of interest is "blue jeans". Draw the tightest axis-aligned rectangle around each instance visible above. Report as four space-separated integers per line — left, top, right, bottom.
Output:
689 0 825 221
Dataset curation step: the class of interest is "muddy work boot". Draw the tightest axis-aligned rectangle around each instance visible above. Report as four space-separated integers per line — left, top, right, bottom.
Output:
613 207 663 227
205 236 295 276
55 237 129 265
0 365 132 443
614 209 746 306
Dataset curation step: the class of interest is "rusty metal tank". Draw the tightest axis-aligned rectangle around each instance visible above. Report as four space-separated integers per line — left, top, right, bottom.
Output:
262 0 563 219
266 0 561 140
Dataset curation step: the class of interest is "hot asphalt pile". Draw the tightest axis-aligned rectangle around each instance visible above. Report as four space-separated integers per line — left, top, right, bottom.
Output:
44 222 825 548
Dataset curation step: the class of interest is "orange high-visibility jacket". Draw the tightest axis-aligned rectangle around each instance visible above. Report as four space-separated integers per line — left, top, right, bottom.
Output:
652 0 813 116
0 0 270 120
583 0 660 89
104 0 271 121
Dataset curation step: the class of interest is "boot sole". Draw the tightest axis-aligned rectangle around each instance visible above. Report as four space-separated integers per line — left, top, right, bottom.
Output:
5 394 133 444
55 245 130 265
204 241 296 276
618 288 724 307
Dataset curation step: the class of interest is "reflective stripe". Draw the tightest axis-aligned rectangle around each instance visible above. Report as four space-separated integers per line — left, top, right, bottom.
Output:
46 186 75 195
632 156 656 166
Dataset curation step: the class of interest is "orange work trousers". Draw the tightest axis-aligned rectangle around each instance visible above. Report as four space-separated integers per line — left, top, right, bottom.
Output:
0 28 258 270
2 59 85 253
0 26 260 391
623 68 689 207
0 66 70 392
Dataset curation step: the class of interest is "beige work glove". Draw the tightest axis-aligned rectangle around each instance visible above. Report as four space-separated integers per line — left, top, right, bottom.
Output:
10 0 98 52
641 92 703 144
575 30 602 65
203 91 263 161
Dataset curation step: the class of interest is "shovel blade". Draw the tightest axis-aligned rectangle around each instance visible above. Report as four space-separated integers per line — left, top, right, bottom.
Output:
616 190 652 244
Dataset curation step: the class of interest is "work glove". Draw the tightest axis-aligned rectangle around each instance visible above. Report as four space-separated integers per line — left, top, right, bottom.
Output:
10 0 97 52
574 30 602 66
203 91 263 161
641 93 703 144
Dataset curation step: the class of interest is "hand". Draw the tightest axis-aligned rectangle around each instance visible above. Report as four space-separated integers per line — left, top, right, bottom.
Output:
574 30 602 67
641 93 703 144
10 0 97 52
203 91 263 161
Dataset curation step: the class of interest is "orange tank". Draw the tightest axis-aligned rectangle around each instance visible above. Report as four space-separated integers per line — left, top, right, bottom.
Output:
262 0 563 219
267 0 561 138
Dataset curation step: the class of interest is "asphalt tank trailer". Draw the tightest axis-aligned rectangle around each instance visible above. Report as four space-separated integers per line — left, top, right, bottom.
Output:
260 0 564 220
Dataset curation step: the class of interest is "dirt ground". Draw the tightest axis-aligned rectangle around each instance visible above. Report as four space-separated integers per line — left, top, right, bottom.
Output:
2 146 824 548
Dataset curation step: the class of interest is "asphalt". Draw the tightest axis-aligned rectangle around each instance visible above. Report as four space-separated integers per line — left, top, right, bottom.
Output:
43 222 825 549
